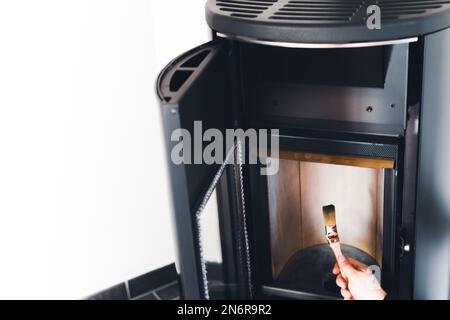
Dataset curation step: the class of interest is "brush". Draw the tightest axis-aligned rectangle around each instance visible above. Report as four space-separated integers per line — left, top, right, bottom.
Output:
322 204 346 278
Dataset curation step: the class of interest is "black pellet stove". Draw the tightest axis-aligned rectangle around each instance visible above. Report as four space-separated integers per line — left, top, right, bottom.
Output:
157 0 450 300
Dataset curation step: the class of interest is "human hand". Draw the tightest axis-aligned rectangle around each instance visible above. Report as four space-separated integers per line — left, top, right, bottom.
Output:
332 256 387 300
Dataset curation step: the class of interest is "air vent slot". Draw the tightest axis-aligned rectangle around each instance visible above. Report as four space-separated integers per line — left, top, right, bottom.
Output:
170 70 193 92
379 0 450 21
216 0 278 19
231 13 259 18
270 0 363 23
181 50 211 68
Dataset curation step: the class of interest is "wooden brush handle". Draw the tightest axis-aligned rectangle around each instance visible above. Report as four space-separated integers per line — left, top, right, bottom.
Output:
330 242 347 280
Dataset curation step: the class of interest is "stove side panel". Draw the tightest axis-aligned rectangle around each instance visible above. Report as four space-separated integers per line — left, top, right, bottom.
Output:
414 27 450 300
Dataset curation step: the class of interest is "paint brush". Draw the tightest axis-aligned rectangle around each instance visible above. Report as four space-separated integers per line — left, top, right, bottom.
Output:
322 204 346 278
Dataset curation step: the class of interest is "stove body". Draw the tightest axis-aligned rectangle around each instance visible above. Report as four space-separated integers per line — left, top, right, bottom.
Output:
157 0 450 300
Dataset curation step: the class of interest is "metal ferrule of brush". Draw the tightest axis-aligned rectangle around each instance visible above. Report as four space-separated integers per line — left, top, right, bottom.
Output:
325 224 340 243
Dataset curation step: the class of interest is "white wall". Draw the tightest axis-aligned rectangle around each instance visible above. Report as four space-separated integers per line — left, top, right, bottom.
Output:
0 0 208 299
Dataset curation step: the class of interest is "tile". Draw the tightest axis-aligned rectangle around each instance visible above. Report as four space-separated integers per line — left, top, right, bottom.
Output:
155 282 180 300
128 263 177 298
137 292 158 300
88 283 128 300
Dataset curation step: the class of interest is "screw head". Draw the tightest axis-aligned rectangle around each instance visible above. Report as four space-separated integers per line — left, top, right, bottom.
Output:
366 106 374 113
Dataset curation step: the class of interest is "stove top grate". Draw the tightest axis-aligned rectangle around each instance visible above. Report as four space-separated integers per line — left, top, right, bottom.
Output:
207 0 450 43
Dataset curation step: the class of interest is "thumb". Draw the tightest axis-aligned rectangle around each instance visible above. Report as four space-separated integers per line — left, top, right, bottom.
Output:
337 256 357 277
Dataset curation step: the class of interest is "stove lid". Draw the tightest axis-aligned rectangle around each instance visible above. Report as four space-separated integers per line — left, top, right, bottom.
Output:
206 0 450 44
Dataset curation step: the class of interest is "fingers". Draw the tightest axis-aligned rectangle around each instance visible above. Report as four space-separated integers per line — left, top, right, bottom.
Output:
336 275 346 288
334 257 354 300
332 262 340 275
340 288 353 300
336 274 347 289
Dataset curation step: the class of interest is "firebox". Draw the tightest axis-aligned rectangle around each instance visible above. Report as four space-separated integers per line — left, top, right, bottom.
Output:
157 0 450 300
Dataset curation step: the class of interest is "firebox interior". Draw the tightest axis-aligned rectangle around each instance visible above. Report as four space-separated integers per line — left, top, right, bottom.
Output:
265 152 393 297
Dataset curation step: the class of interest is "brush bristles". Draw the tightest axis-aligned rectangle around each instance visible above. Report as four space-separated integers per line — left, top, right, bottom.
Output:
322 205 336 226
323 204 340 243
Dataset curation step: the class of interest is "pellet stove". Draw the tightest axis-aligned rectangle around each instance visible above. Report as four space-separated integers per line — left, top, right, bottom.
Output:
157 0 450 300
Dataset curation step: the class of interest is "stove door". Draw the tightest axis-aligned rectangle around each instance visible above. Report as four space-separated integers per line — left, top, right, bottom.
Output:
157 40 245 299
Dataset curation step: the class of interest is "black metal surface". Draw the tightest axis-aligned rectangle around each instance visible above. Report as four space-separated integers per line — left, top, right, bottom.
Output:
206 0 450 43
247 163 274 298
414 27 450 300
278 135 399 161
398 103 419 298
274 244 378 298
239 42 409 136
381 168 398 295
262 285 340 300
158 41 236 299
158 40 235 213
397 40 423 299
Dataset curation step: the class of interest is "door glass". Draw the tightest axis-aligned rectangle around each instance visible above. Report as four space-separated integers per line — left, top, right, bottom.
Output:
197 144 251 300
198 188 226 299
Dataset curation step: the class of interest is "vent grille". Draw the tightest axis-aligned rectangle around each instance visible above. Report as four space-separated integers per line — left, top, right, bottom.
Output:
214 0 450 23
269 0 450 23
216 0 278 18
270 0 363 23
379 0 450 21
208 0 450 42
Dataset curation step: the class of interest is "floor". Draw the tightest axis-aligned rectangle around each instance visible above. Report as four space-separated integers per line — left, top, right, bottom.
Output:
88 263 181 300
131 281 180 300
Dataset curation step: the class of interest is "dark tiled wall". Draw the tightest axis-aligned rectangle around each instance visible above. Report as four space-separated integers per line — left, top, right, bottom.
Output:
88 264 180 300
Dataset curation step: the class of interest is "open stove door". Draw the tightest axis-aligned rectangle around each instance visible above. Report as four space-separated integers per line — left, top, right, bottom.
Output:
157 41 249 300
